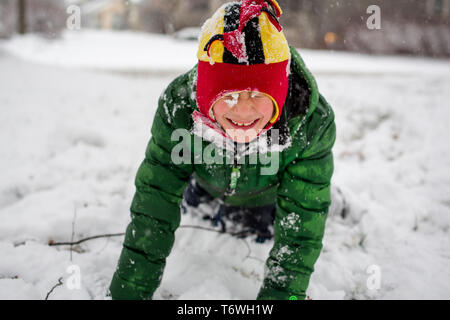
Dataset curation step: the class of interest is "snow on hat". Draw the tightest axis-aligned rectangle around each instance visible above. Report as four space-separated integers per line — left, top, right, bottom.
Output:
195 0 291 134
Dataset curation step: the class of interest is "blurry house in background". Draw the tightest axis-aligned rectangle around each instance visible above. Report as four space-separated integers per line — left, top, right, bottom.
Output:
73 0 210 34
136 0 211 34
70 0 139 30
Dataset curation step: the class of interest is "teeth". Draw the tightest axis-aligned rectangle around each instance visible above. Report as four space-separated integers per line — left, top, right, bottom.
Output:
230 119 256 126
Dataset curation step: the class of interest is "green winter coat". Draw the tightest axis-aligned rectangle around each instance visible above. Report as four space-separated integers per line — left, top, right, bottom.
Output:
109 46 336 300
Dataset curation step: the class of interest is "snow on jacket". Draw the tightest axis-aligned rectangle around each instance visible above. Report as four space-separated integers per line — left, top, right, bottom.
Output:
109 46 336 300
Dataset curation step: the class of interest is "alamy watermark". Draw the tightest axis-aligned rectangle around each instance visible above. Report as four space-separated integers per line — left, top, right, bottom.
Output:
171 125 281 176
66 5 81 31
366 5 382 30
366 264 381 291
66 264 82 290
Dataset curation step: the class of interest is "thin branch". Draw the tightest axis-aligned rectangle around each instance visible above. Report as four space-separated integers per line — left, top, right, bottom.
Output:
47 226 251 246
239 238 265 264
48 233 125 246
45 277 63 300
240 237 252 260
335 186 348 218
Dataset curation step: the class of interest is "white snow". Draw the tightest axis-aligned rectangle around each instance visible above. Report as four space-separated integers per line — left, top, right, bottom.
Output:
3 29 450 76
224 93 240 108
0 30 449 300
279 213 300 232
1 30 198 74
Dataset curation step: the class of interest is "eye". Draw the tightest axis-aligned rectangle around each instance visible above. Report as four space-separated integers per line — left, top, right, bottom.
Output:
225 93 240 100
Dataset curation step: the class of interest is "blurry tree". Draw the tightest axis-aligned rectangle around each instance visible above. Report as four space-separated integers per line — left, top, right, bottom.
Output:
18 0 26 34
26 0 66 38
0 0 66 38
0 0 16 38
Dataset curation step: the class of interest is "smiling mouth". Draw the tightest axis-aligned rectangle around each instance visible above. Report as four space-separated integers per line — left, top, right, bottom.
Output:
226 118 260 129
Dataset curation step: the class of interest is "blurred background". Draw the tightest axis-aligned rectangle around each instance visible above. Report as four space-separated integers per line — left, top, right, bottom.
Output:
1 1 449 300
0 0 449 57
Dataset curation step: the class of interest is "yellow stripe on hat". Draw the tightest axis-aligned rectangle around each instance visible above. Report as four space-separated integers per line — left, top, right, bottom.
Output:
197 5 225 63
268 0 283 17
259 11 290 64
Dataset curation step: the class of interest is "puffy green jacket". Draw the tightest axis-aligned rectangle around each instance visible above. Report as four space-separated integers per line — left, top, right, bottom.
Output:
109 46 336 300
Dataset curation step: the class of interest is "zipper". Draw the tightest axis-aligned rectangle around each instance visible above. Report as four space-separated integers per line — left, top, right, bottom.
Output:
229 166 240 190
225 142 240 196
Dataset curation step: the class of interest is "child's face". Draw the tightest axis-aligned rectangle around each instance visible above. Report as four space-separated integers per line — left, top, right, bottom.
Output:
212 91 274 143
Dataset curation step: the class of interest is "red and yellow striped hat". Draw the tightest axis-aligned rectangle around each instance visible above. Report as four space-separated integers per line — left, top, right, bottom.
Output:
195 0 291 132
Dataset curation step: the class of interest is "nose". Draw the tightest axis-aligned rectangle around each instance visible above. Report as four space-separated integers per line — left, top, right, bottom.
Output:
230 97 257 119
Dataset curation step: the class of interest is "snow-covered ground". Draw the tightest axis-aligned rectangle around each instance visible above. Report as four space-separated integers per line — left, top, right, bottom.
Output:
3 30 450 76
0 30 449 300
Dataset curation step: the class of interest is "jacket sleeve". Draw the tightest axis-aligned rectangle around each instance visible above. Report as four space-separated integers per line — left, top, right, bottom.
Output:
257 95 336 300
109 83 193 300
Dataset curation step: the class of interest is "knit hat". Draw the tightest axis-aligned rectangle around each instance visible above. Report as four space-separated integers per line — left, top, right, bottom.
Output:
194 0 291 137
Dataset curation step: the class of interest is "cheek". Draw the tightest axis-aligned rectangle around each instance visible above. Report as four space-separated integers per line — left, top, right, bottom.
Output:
255 100 275 120
212 102 229 119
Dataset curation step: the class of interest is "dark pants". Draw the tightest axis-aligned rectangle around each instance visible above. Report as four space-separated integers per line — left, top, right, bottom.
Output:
182 177 276 243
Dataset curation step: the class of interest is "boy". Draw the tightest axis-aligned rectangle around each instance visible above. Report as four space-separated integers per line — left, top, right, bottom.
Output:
110 0 336 300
